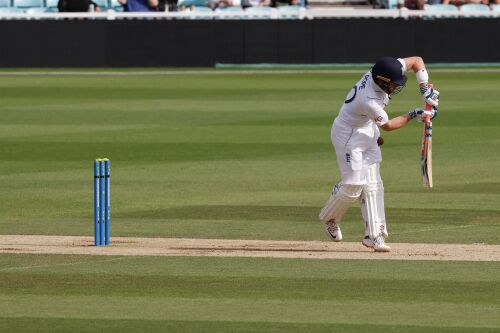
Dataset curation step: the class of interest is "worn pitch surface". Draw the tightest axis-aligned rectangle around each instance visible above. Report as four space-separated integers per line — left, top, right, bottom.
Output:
1 235 498 261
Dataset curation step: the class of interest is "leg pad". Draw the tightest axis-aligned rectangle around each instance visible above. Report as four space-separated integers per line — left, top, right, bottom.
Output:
319 183 363 223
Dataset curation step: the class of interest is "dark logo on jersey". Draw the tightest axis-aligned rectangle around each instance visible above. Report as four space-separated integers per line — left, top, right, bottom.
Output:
345 86 357 104
359 74 370 90
345 153 351 163
374 116 383 122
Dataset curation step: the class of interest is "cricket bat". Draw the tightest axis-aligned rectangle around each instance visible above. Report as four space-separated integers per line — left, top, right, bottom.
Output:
421 84 433 188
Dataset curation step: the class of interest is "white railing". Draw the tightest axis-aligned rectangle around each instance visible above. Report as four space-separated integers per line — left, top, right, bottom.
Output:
307 7 500 18
0 8 499 20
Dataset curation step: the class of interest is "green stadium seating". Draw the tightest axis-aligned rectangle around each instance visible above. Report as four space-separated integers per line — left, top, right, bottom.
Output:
215 6 244 20
25 6 44 12
178 0 209 9
380 0 398 9
0 6 23 11
92 0 109 9
189 5 213 19
460 3 489 11
427 4 458 11
278 5 302 19
110 0 124 11
246 6 274 19
13 0 43 8
460 3 490 18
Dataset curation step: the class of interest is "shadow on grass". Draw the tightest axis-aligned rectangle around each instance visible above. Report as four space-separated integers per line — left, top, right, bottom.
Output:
119 205 319 222
0 142 327 162
438 182 500 194
119 205 500 225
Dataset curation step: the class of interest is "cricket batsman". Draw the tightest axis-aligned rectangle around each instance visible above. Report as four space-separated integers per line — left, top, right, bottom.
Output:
319 57 439 252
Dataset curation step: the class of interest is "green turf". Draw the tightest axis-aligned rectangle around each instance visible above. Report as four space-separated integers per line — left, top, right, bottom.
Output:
0 71 499 243
0 254 499 333
0 70 499 332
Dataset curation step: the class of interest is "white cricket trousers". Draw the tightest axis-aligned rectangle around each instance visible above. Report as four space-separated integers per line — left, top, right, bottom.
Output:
331 117 382 185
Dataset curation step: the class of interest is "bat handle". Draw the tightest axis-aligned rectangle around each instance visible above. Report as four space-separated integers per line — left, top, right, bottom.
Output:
424 83 433 122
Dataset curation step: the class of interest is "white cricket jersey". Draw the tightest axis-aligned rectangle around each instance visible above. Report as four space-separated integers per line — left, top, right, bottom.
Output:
336 70 389 128
330 59 407 184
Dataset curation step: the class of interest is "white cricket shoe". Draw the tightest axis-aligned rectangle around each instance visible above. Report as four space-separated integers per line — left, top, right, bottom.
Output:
325 219 342 242
373 234 391 252
362 235 391 252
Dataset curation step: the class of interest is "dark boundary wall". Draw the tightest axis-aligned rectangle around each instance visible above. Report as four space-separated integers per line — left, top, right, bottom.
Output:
0 18 499 67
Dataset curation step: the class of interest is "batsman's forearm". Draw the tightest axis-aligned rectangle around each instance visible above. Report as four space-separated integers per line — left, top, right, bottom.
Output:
403 56 426 73
381 114 412 132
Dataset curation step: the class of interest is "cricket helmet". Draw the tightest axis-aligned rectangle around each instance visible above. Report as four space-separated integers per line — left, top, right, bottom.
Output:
371 57 407 95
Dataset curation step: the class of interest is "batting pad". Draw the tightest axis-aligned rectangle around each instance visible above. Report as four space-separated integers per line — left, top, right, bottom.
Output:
319 184 363 223
360 163 388 239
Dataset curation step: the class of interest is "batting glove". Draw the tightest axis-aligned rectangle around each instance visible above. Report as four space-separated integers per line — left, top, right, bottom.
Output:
408 107 438 122
420 84 439 107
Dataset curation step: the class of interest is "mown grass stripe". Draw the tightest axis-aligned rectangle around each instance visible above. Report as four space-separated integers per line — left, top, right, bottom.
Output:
1 318 499 333
0 273 497 304
0 295 499 328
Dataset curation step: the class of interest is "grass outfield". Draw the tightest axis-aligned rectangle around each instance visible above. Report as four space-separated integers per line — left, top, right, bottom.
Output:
0 70 499 243
0 70 499 332
0 254 499 333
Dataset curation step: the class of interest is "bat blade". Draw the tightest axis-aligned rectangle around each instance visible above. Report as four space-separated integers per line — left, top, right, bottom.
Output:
421 84 433 188
424 121 433 188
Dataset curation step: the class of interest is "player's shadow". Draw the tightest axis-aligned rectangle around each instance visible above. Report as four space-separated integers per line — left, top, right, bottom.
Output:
124 205 318 222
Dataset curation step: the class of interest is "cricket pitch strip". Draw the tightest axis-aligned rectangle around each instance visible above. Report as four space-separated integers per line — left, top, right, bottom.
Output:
1 235 499 262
